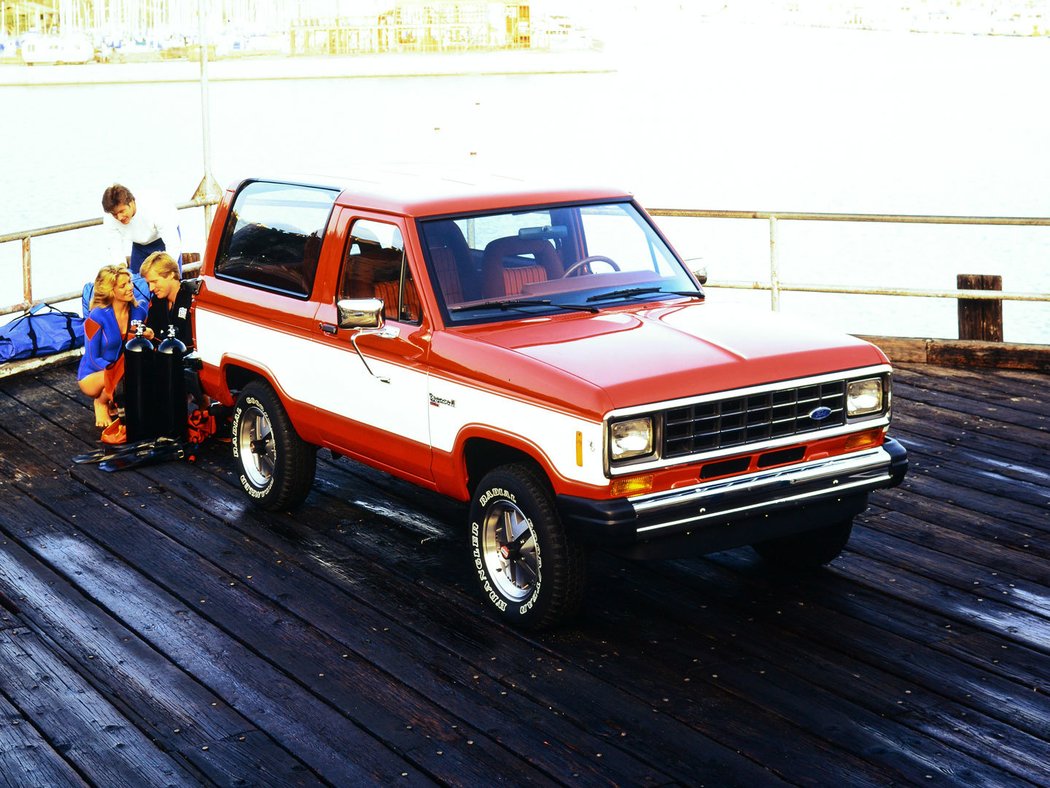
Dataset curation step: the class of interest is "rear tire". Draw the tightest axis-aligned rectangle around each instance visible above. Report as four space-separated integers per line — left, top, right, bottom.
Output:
230 381 316 511
751 518 853 568
469 463 585 630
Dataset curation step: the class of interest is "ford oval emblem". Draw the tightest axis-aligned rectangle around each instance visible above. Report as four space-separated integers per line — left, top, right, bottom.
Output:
809 406 833 422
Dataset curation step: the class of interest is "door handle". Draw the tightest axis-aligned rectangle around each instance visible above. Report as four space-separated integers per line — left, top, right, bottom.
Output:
319 322 338 335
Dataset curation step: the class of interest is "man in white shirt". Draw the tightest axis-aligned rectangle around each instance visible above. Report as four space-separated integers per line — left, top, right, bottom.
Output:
101 184 182 276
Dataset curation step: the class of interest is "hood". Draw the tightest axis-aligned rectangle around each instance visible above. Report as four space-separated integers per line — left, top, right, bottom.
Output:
455 301 888 412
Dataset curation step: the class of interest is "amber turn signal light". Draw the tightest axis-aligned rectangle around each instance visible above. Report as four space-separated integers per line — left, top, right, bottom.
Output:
844 428 883 451
610 474 654 497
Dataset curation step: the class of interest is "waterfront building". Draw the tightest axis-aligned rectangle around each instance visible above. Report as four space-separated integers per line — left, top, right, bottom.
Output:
1 1 60 36
2 1 539 54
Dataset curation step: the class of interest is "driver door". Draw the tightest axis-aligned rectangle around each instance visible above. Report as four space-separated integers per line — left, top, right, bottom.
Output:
311 211 433 484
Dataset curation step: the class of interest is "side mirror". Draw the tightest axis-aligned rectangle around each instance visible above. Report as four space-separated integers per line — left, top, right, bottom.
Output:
335 297 397 383
336 297 385 330
691 266 708 286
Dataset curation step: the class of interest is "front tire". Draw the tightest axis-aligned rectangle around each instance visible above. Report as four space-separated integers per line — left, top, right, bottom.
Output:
230 381 316 511
751 518 854 568
469 463 585 630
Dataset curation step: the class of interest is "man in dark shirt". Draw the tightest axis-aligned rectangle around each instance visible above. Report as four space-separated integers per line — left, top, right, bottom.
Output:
140 251 193 348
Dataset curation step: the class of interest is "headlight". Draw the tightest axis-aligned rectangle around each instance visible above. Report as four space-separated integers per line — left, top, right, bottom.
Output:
847 377 884 417
610 417 653 461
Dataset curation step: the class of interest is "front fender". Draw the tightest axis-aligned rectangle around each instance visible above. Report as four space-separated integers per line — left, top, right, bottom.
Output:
438 424 608 503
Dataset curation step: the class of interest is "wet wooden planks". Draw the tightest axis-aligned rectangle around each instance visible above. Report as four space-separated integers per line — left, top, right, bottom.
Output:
0 361 1047 786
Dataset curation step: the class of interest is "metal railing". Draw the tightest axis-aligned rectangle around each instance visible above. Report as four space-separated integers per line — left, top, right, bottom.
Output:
3 203 1048 320
0 198 218 317
647 208 1050 311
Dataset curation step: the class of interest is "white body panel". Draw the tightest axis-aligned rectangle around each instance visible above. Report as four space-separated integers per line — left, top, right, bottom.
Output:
196 307 608 487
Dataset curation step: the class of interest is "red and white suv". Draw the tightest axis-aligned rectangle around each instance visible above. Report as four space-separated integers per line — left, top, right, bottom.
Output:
192 174 908 628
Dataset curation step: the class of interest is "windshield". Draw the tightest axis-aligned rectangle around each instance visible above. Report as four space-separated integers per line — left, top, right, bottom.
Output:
418 200 701 324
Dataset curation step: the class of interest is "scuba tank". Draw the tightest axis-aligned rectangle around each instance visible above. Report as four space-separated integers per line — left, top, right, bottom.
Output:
124 320 156 442
155 324 188 441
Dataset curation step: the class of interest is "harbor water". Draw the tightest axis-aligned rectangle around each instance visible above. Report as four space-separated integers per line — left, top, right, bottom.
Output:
1 20 1048 342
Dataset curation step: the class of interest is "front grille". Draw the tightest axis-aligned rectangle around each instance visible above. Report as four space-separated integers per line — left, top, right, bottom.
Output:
663 381 847 458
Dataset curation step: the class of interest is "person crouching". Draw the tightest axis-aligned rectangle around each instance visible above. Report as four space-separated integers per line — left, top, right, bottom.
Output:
77 265 147 428
140 251 193 348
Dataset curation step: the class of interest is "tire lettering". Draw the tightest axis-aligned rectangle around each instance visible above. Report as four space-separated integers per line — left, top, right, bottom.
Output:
240 473 272 498
486 586 507 611
231 395 264 461
479 487 516 507
232 396 271 492
471 520 507 611
515 519 541 615
230 410 242 458
471 522 484 576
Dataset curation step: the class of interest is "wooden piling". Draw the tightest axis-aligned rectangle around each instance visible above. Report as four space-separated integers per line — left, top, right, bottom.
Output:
957 274 1003 341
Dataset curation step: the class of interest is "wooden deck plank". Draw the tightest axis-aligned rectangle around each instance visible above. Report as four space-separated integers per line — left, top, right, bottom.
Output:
0 495 345 787
0 625 201 787
0 693 89 788
584 550 1050 784
0 501 328 788
893 403 1047 466
707 540 1050 708
0 362 1046 787
894 363 1048 405
864 505 1048 586
901 430 1050 499
884 446 1049 545
892 375 1048 439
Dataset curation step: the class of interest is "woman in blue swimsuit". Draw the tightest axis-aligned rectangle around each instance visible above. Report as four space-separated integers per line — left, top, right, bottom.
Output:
77 264 147 427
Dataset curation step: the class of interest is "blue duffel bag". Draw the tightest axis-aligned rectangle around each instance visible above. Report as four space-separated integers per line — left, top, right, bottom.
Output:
0 303 85 364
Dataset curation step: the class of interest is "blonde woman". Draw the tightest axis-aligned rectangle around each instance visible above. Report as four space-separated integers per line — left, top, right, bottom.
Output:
77 264 147 427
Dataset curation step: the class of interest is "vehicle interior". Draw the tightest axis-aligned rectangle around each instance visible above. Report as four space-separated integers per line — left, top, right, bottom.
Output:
418 200 700 323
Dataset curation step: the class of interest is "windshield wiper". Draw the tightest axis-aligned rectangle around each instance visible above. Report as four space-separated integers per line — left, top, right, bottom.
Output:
585 287 704 303
452 298 599 314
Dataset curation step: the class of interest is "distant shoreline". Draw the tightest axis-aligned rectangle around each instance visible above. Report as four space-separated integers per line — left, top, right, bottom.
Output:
0 49 613 87
3 16 1045 88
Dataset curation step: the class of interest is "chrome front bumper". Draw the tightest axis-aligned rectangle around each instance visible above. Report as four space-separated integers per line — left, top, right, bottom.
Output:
558 438 908 556
632 443 900 536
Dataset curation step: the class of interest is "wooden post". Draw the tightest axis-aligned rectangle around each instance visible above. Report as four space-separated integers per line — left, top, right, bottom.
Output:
957 274 1003 342
22 236 32 307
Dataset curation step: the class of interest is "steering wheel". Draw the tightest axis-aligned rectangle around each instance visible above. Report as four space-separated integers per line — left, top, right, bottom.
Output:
562 255 621 278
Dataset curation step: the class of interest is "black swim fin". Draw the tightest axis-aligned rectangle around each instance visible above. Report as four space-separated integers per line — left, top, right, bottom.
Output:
73 436 178 465
98 440 185 473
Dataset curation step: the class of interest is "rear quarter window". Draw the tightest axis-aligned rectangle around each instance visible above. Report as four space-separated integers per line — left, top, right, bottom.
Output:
215 181 338 298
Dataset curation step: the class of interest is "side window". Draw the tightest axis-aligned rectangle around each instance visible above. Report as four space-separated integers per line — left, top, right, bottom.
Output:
338 219 419 324
215 181 337 298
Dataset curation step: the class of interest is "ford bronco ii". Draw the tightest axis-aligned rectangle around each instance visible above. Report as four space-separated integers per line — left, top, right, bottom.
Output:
192 173 908 628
